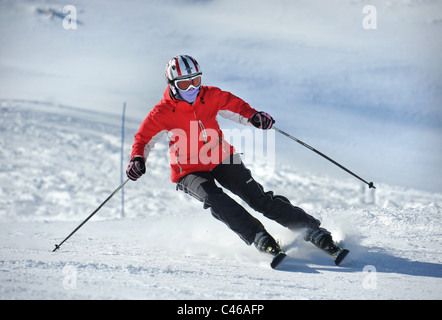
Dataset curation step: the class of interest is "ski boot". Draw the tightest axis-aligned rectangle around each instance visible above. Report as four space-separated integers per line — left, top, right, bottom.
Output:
254 230 287 269
254 230 282 255
305 227 349 265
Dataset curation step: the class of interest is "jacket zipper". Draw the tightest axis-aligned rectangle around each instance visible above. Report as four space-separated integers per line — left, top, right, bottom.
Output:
193 110 208 144
176 149 182 174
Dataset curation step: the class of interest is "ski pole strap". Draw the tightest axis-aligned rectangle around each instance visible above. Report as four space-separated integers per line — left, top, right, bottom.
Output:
273 126 375 189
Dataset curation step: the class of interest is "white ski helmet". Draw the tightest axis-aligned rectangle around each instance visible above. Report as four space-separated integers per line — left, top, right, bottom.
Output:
165 55 202 93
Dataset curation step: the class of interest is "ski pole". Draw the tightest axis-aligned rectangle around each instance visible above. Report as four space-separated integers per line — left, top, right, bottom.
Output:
52 178 130 252
273 126 375 189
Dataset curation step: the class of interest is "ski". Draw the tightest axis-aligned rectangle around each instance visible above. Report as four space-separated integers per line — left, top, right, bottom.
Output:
270 251 287 269
269 242 349 269
333 248 350 266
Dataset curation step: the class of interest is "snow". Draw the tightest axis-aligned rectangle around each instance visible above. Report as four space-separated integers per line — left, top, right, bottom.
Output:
1 0 441 300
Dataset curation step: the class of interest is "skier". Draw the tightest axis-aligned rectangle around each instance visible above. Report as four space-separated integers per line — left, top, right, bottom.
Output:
127 55 344 264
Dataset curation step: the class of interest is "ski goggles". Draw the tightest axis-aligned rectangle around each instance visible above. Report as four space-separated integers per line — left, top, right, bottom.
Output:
174 75 202 91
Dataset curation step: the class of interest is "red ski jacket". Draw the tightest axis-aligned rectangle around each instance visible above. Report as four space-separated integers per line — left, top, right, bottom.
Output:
131 85 258 182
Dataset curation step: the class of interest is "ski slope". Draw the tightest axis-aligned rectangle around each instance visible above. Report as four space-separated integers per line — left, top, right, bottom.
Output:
1 100 441 300
1 0 441 300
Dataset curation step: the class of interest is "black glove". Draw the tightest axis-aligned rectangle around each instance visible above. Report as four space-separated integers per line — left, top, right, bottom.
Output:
250 111 275 130
126 156 146 181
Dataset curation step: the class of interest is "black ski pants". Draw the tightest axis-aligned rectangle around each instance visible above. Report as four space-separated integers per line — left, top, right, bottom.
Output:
176 154 320 245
